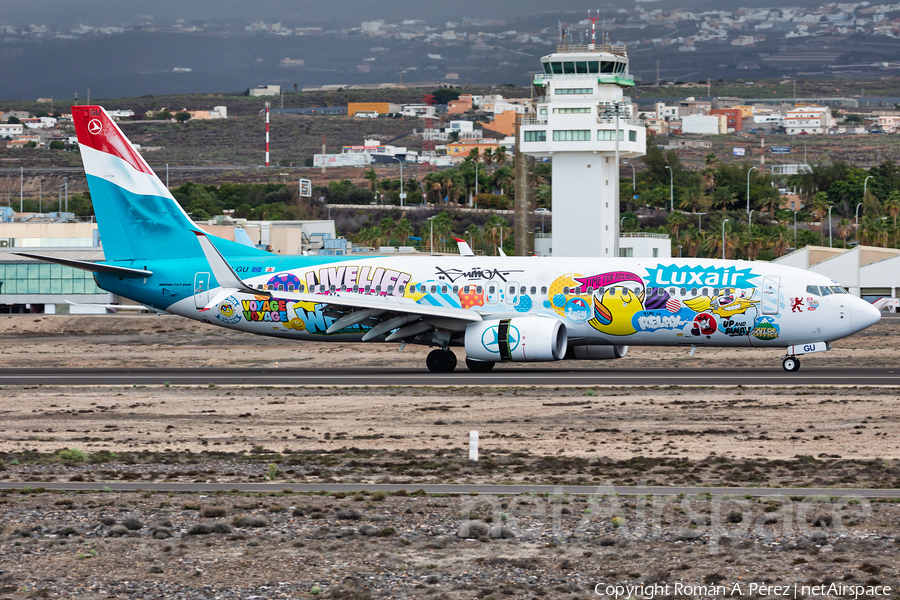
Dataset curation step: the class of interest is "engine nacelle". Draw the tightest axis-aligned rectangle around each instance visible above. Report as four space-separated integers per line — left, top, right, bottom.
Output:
465 317 567 362
565 345 629 360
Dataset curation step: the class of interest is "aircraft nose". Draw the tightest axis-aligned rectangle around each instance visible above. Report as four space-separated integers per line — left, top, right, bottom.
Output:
851 297 881 332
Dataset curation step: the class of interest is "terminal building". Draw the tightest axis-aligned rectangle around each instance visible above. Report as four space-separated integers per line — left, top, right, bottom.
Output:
773 245 900 309
519 41 650 258
0 216 336 314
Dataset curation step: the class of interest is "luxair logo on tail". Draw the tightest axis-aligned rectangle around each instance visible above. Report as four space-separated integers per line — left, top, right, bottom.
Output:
646 264 758 289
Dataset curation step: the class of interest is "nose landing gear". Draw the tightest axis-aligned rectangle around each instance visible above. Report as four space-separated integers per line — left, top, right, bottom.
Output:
426 348 458 373
782 356 801 372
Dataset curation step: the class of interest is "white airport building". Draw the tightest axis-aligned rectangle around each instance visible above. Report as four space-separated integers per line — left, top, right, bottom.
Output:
519 42 648 258
773 245 900 309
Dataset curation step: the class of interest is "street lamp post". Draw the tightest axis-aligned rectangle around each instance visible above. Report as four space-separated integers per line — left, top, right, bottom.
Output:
749 209 754 232
794 210 797 241
427 215 437 256
678 244 683 257
664 165 673 212
623 161 636 201
722 219 729 260
828 206 833 248
855 202 863 245
863 175 873 200
698 212 706 232
746 166 757 215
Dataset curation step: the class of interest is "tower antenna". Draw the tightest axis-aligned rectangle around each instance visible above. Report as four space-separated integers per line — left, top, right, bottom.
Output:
588 9 600 49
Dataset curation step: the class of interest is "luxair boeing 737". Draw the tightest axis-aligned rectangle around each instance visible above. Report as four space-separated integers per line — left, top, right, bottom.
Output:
17 106 881 373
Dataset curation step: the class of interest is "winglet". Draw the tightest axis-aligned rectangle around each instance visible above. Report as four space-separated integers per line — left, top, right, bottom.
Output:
192 230 270 298
453 237 475 257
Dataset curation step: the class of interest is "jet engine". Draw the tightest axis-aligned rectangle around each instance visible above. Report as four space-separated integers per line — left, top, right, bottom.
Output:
564 345 629 360
465 317 567 362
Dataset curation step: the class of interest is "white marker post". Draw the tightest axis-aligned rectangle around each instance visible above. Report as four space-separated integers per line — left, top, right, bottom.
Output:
469 431 479 461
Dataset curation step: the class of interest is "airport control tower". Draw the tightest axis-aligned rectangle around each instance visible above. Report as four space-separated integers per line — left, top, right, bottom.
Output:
519 40 646 258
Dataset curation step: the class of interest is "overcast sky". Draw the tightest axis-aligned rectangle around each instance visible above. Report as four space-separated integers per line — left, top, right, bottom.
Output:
4 1 618 26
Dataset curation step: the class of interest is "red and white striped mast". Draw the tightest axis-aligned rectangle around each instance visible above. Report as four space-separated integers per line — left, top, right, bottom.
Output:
588 9 600 49
265 101 270 167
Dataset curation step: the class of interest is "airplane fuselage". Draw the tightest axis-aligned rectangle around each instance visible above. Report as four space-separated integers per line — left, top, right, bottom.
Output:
97 254 864 349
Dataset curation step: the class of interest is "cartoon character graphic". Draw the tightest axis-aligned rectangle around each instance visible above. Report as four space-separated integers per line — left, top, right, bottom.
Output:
807 298 819 311
683 290 759 319
790 297 804 313
215 295 242 325
589 287 644 336
690 312 717 337
546 273 585 316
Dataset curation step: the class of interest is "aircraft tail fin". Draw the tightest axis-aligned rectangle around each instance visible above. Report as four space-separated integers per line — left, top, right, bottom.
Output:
72 106 265 262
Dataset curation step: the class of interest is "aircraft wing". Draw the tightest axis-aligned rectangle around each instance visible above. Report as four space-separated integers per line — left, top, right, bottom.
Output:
193 230 482 342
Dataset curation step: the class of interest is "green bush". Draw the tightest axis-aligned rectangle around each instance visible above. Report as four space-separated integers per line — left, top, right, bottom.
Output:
58 448 87 463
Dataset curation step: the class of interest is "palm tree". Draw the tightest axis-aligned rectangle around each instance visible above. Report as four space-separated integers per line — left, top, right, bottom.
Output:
837 218 851 247
810 192 830 246
885 190 900 230
394 217 413 244
493 146 508 168
484 215 508 254
680 226 702 257
492 165 514 196
465 223 481 251
666 211 688 239
431 212 454 249
363 169 378 193
711 188 736 211
760 188 782 216
379 217 395 243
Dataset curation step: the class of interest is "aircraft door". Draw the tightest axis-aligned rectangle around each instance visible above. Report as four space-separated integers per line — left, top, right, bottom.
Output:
762 276 780 315
504 281 520 306
194 272 210 309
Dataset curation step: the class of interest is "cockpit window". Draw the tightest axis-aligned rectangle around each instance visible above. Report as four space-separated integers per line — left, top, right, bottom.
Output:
806 285 820 296
830 286 848 294
820 286 833 296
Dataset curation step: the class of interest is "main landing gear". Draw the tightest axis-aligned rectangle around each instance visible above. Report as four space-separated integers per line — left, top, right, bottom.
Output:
426 349 458 373
782 356 801 372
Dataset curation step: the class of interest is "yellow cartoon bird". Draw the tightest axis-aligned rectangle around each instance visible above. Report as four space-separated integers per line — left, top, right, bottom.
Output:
685 292 758 318
588 288 643 336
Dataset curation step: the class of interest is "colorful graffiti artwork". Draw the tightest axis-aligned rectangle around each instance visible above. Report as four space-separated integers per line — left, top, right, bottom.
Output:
807 298 819 312
302 265 412 297
242 298 291 323
215 295 242 325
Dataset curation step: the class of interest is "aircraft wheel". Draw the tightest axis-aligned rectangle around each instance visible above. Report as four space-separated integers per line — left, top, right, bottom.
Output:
466 358 495 372
426 349 456 373
782 356 800 372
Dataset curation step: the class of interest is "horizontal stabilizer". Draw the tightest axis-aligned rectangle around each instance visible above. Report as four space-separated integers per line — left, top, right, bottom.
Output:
192 230 271 298
12 252 152 278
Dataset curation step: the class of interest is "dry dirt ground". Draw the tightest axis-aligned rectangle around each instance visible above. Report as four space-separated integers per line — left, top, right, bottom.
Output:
1 315 898 599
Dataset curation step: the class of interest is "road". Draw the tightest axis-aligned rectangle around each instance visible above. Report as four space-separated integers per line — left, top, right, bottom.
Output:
0 481 896 498
0 367 897 386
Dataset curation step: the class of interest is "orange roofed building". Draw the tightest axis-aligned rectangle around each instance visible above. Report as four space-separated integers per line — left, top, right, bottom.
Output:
446 140 501 163
481 110 517 137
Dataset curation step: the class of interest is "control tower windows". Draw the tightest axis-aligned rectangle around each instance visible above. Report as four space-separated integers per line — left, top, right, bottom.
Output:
542 61 604 74
553 130 591 142
598 130 625 141
553 107 591 114
524 131 546 142
556 88 593 95
601 62 615 74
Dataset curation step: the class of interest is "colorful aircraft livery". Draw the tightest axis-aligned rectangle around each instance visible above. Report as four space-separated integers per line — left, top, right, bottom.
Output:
17 106 882 373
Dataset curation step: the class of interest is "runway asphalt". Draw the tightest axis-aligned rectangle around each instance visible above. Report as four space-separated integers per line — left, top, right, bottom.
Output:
0 481 896 497
0 367 898 386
